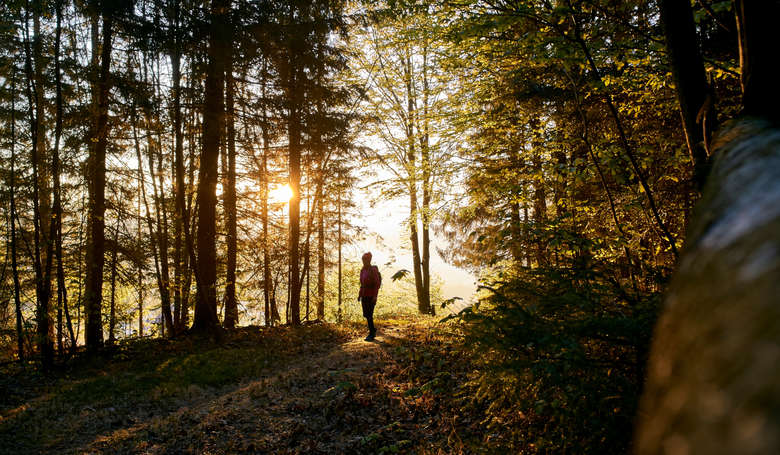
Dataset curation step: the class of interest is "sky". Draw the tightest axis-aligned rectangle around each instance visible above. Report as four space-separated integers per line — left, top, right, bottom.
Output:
350 173 478 306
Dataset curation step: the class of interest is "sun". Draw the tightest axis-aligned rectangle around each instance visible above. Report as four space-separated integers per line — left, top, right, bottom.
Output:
269 184 294 203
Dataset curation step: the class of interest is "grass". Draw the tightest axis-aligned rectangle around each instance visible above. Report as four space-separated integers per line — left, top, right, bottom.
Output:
0 316 493 454
0 323 359 454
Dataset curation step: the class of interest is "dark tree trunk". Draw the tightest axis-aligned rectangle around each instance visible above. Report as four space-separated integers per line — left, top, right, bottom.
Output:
170 0 186 334
148 125 174 335
260 62 273 327
223 41 238 329
107 217 120 345
660 0 717 189
317 202 325 320
419 42 432 315
54 0 64 355
192 0 228 333
84 9 113 353
9 67 24 361
53 1 74 352
24 1 55 368
637 10 780 453
288 90 302 326
262 131 272 327
735 0 780 123
635 118 780 455
337 187 342 323
136 178 144 338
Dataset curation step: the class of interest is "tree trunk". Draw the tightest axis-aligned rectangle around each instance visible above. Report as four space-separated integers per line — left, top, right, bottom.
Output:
137 173 144 337
33 2 55 352
317 201 325 320
288 87 302 326
635 117 780 455
401 49 428 315
531 136 548 267
262 134 272 327
223 41 238 329
735 0 780 123
337 188 342 323
660 0 716 189
637 11 780 452
84 9 113 353
260 62 273 327
107 217 120 345
148 123 174 335
192 0 228 333
52 0 76 354
9 67 24 361
24 1 55 367
54 0 65 355
170 0 186 334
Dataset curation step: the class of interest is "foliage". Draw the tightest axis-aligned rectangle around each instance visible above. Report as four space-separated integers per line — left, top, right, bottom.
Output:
325 260 442 322
450 234 660 452
0 323 360 453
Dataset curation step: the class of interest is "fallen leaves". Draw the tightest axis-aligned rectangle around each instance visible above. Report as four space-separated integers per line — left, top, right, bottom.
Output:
0 318 485 454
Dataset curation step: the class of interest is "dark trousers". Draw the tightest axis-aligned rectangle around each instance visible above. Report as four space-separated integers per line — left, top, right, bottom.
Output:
360 296 376 334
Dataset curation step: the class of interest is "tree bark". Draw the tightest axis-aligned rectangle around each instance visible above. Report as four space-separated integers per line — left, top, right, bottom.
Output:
148 121 174 335
735 0 780 123
107 215 121 345
9 66 24 361
54 0 75 352
170 0 186 334
288 77 302 326
420 42 432 316
137 171 144 338
531 132 548 267
660 0 717 189
84 8 113 353
24 0 55 367
402 48 429 315
337 187 342 323
223 40 238 329
317 201 325 320
635 117 780 455
192 0 228 333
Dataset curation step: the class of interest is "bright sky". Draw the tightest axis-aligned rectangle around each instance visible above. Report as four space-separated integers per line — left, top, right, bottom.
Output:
350 173 478 305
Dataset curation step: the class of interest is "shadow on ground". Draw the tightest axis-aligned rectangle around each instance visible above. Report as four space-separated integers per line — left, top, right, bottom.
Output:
0 320 464 454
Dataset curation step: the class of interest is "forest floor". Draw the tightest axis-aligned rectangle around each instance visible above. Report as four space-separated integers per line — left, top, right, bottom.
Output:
0 317 484 454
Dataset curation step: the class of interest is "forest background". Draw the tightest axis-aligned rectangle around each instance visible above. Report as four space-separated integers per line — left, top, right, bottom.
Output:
0 0 761 452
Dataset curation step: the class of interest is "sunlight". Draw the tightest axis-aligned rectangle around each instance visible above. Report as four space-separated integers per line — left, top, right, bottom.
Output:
269 184 294 203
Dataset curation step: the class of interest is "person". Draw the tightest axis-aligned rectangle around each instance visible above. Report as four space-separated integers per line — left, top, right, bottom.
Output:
358 252 381 341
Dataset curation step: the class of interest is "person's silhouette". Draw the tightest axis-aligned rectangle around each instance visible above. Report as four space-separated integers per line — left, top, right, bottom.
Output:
358 252 381 341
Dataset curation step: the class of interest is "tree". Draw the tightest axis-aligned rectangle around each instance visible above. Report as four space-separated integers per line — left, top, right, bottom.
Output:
222 24 238 328
84 1 115 353
352 1 453 314
636 3 780 453
192 0 228 334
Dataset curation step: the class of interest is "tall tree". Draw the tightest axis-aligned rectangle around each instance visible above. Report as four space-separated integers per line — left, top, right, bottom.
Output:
192 0 228 333
24 0 55 365
169 0 187 333
9 63 24 361
222 30 238 328
52 0 75 354
660 0 717 189
83 2 114 352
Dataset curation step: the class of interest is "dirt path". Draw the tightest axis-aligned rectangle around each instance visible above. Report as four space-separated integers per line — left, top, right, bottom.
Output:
79 323 448 454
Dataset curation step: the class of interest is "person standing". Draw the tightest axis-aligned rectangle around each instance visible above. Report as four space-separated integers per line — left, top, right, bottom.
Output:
358 252 381 341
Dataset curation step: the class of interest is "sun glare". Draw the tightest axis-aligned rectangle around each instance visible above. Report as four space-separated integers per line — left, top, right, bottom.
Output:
269 184 294 203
